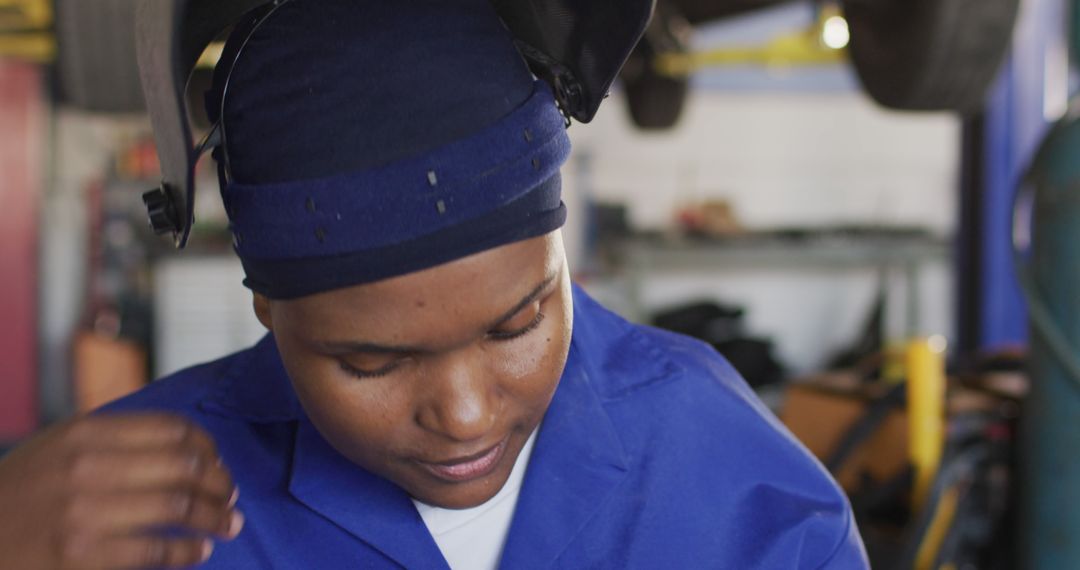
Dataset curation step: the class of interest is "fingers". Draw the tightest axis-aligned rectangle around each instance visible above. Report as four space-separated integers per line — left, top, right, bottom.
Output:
67 449 235 502
55 414 244 568
0 414 243 570
65 415 218 457
61 534 214 570
64 489 244 540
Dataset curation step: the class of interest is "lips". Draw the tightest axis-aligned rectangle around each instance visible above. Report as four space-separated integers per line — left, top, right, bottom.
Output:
417 436 509 483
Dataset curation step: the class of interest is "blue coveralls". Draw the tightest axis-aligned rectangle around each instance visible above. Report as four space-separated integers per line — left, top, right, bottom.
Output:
105 286 869 569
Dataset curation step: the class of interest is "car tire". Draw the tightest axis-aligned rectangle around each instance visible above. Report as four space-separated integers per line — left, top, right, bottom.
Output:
621 1 692 130
623 68 690 130
55 0 146 112
843 0 1020 114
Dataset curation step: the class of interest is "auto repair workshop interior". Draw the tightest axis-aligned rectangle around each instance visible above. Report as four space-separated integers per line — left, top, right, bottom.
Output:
1 0 1079 568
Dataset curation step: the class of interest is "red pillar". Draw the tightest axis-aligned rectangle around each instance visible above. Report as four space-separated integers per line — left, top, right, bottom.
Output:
0 61 43 441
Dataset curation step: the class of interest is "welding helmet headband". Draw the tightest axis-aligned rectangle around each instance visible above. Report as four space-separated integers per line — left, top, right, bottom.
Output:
135 0 653 298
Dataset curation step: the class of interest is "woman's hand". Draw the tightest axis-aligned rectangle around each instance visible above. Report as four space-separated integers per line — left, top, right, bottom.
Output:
0 414 243 569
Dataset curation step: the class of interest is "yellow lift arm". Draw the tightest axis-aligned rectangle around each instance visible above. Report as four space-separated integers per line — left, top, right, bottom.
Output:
0 0 54 63
654 5 848 78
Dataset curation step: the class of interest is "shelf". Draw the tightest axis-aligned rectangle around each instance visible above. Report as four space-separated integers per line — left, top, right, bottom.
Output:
612 231 952 271
599 229 952 337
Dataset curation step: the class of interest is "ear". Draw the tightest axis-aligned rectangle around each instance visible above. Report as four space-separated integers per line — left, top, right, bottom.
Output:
253 293 274 331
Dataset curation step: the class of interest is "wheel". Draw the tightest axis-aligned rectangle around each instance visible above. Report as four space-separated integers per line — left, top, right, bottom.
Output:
623 67 690 130
843 0 1020 114
621 1 692 130
55 0 146 112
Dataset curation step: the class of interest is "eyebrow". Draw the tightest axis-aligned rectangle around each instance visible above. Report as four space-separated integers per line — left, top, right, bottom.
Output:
311 270 559 355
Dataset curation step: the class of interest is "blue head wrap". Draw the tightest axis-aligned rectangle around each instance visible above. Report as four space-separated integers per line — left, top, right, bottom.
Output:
207 0 571 299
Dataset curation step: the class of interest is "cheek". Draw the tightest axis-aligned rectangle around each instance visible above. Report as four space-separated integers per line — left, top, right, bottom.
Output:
498 336 548 379
494 305 572 397
276 345 411 451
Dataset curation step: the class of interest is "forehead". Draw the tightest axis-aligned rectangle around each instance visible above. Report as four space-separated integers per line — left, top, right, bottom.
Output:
275 235 562 338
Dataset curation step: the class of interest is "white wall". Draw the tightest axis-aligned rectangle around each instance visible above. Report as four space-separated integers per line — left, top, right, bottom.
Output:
564 90 960 373
153 258 266 377
569 91 960 233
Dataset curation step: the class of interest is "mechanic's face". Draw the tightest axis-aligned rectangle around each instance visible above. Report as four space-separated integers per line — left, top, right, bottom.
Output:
254 233 572 509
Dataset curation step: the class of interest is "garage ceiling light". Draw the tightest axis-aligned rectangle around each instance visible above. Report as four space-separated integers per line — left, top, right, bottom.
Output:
821 15 850 51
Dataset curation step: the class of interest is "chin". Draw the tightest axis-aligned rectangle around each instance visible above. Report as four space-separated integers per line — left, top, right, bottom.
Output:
412 442 526 509
408 426 536 509
410 463 515 509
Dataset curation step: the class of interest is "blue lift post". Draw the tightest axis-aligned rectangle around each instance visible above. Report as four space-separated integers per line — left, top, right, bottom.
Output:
1019 0 1080 566
974 0 1071 352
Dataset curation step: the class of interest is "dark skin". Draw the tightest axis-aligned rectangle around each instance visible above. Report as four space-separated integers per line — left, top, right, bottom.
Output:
256 232 573 509
0 414 242 569
0 232 571 567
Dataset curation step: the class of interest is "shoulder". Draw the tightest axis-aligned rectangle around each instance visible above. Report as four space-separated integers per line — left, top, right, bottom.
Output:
593 311 834 492
98 334 297 421
571 285 778 416
96 337 301 515
571 287 867 568
98 352 240 419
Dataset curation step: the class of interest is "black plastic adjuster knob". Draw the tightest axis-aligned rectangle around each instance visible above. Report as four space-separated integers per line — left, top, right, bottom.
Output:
142 186 180 235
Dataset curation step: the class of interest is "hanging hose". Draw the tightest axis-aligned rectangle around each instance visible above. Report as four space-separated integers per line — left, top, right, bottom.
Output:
1006 171 1080 392
1011 145 1080 394
1013 101 1080 570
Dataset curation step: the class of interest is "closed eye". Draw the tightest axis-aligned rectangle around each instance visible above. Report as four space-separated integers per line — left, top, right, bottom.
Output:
488 311 545 342
339 358 407 380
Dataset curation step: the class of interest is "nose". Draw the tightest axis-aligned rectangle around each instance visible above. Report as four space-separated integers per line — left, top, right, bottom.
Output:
414 349 500 443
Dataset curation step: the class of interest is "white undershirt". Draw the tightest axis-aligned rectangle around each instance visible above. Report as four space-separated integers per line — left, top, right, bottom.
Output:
412 430 538 570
